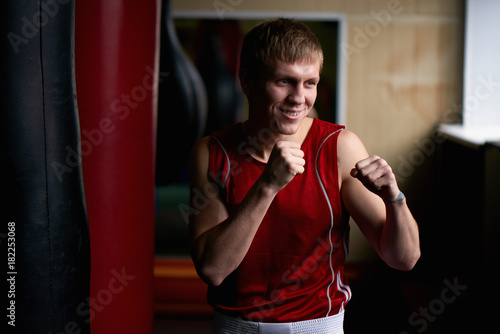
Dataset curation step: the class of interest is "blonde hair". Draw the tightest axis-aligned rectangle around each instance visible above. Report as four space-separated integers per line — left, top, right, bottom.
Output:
239 18 324 79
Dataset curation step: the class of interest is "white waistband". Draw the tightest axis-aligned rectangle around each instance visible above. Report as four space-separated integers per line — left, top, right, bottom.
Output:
212 310 344 334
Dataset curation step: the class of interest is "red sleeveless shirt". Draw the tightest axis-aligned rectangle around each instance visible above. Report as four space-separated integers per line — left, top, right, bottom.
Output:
207 118 351 322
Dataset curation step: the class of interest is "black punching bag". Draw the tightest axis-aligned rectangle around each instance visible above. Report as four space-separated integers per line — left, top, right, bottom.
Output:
156 0 207 185
0 1 91 333
196 20 245 136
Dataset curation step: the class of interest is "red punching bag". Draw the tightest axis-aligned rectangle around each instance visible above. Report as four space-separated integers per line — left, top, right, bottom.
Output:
74 1 160 333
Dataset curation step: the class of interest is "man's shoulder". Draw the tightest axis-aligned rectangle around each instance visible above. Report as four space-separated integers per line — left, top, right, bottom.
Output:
336 128 368 163
337 128 361 146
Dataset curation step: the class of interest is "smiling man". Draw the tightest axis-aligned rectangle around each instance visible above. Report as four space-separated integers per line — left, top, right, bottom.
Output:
188 18 420 333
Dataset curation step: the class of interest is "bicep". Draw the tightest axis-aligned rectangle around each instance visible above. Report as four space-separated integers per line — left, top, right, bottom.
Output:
187 137 229 242
338 130 386 254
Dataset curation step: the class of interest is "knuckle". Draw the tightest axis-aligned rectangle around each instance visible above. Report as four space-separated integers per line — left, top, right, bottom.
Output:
277 141 289 149
366 174 377 183
383 165 394 177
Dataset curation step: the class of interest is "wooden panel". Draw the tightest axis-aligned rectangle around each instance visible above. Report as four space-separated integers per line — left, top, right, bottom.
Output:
386 21 417 169
344 0 370 13
172 0 462 16
346 10 464 191
345 18 370 129
417 0 464 15
364 14 391 157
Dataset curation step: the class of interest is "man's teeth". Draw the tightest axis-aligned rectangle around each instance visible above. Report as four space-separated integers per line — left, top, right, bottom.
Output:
283 110 300 116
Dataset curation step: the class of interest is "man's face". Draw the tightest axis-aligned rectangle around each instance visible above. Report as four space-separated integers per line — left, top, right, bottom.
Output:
245 59 320 136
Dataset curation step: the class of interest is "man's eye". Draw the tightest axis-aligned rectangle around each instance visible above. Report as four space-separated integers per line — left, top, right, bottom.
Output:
279 79 289 84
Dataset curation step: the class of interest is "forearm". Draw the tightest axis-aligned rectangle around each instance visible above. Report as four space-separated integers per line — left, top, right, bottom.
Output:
379 198 420 270
192 179 277 286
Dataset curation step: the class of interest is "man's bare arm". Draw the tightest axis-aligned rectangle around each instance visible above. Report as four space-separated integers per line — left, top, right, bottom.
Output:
188 138 305 286
338 130 420 270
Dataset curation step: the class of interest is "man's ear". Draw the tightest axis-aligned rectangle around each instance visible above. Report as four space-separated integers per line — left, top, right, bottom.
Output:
239 67 253 96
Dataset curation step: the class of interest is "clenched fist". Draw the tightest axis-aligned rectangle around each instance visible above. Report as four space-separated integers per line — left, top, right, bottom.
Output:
261 141 305 192
350 155 401 202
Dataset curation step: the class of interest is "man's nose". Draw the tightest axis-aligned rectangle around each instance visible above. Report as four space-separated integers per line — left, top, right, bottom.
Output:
286 84 306 104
